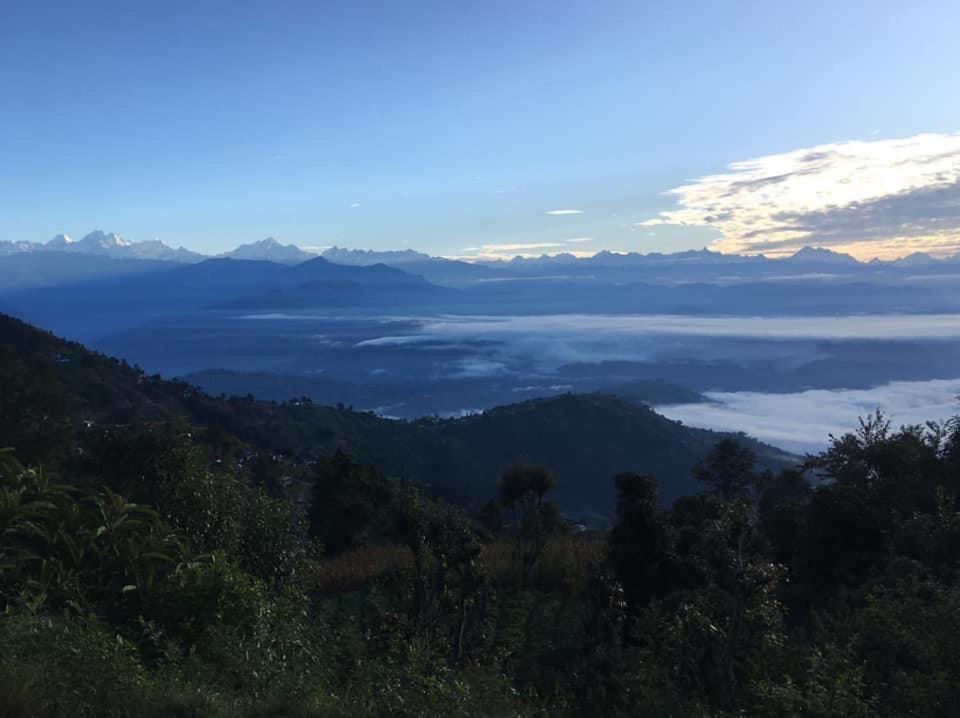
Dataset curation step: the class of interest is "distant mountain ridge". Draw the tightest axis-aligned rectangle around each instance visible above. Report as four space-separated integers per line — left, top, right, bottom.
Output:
4 228 958 269
322 246 435 265
0 230 203 262
0 253 448 342
220 237 318 264
6 229 960 295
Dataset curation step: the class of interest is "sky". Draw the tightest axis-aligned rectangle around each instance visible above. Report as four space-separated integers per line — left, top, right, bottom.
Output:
2 0 959 259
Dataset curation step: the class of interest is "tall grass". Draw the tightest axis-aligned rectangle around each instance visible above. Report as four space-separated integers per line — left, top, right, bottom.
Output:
485 534 604 594
306 535 605 596
305 544 415 595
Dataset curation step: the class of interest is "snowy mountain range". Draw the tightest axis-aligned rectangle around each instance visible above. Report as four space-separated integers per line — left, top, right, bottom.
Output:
219 237 318 264
3 230 959 274
321 246 434 265
0 231 203 262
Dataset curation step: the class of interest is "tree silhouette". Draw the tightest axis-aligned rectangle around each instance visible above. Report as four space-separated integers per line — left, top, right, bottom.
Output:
498 461 558 589
694 439 757 500
608 472 672 605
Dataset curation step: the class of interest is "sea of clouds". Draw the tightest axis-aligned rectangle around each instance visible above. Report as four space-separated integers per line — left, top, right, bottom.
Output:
656 378 960 454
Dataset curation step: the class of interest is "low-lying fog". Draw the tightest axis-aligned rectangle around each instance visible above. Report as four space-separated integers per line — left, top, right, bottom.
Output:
656 378 960 454
100 310 960 446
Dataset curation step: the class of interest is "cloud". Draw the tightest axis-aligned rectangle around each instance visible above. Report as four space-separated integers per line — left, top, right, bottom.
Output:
420 313 960 341
354 335 430 348
446 359 509 378
244 312 960 344
565 237 594 243
545 209 583 216
449 241 600 262
387 313 960 371
656 378 960 453
349 202 361 208
641 133 960 259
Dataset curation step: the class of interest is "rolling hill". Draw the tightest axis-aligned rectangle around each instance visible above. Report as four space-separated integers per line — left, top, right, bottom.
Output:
0 256 446 342
0 312 792 517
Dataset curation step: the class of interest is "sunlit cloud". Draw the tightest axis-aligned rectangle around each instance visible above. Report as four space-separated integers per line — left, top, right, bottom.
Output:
641 132 960 259
545 209 583 216
447 242 597 262
565 237 594 243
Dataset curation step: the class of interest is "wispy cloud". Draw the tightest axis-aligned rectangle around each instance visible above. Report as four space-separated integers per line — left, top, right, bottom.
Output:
641 132 960 259
545 209 583 216
420 313 960 341
446 359 509 378
565 237 594 243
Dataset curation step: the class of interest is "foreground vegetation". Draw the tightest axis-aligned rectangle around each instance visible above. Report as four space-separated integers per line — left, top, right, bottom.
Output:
3 314 960 715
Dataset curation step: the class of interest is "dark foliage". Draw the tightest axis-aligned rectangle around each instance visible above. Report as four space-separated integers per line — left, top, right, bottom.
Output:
2 312 960 715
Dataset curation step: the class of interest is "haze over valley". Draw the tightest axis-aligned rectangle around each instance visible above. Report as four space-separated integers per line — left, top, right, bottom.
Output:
3 231 960 453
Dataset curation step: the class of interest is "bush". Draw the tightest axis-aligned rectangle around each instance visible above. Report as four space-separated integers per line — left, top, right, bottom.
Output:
0 611 149 718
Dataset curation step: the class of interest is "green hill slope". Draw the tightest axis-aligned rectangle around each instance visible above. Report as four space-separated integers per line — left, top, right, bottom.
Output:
0 312 792 514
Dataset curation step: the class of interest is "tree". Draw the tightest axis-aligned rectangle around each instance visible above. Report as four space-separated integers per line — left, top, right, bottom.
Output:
668 501 784 710
607 472 672 606
0 348 70 466
694 439 757 501
308 449 395 555
476 498 503 535
756 467 811 515
390 485 488 658
498 461 559 589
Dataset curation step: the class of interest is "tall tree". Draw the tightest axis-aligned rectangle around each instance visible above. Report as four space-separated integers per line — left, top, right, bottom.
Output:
607 472 672 606
694 439 757 501
498 461 558 589
308 449 395 556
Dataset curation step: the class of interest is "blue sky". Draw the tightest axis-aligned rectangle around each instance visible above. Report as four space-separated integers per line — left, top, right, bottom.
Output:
2 0 959 258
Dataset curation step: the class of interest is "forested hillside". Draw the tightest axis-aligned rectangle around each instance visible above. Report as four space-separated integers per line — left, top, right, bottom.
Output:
3 311 960 716
0 312 785 513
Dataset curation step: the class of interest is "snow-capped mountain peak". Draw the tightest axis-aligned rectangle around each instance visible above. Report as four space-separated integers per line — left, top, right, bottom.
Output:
321 246 434 265
77 230 131 249
220 237 317 264
786 246 861 265
892 251 939 268
13 230 204 262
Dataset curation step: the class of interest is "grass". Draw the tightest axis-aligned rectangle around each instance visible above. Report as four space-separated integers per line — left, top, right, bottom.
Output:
485 533 605 594
305 544 415 595
305 534 605 596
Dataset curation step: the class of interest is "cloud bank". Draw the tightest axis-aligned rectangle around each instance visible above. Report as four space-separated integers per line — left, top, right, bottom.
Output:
420 313 960 341
656 378 960 453
642 133 960 259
